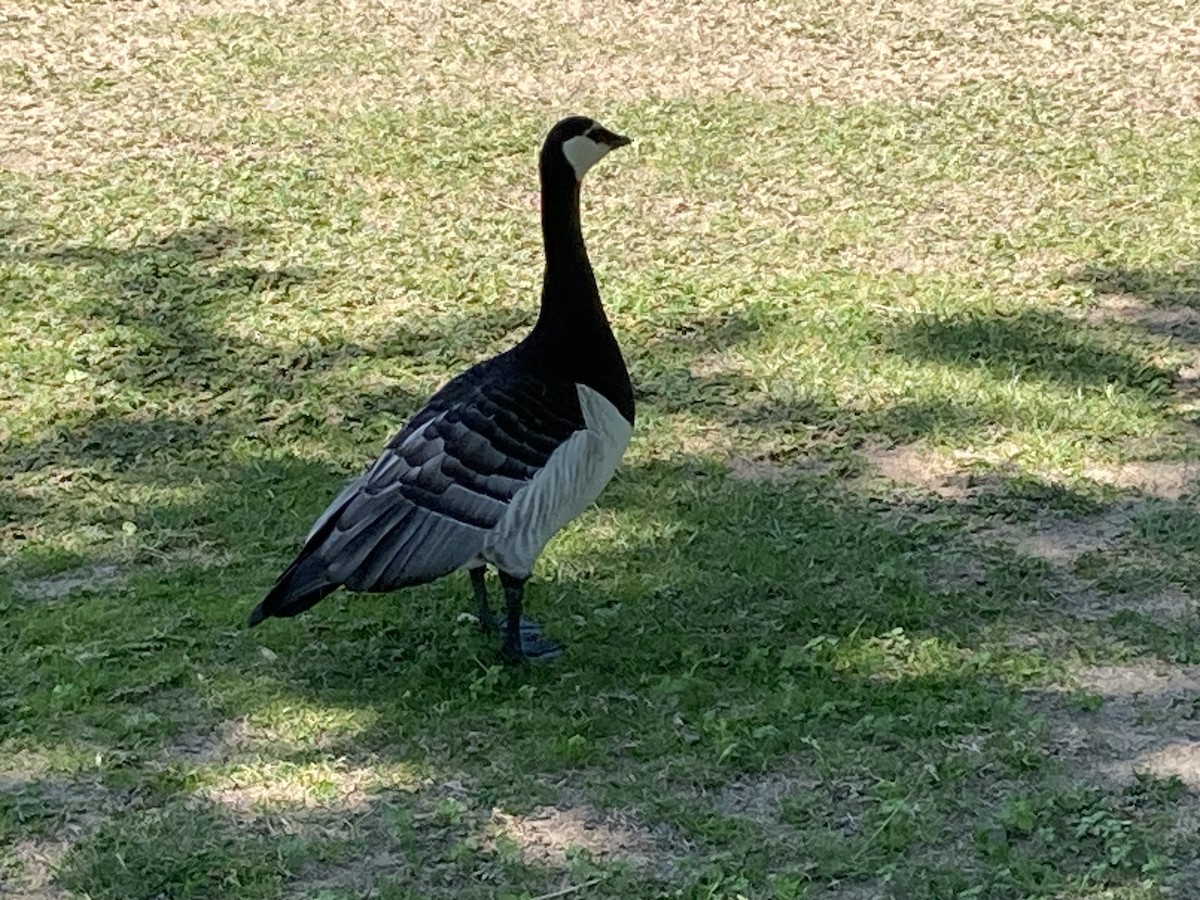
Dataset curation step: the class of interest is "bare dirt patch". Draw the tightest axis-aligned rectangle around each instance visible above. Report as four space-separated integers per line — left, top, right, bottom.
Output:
1085 460 1200 501
6 837 72 900
199 763 380 817
726 454 834 484
163 717 301 767
12 564 124 601
990 507 1134 567
166 718 257 765
862 443 1029 508
1081 291 1200 419
164 713 377 769
1176 364 1200 407
1086 296 1200 344
1034 663 1200 787
283 784 688 895
689 350 739 380
1135 586 1198 620
488 802 687 878
707 765 872 849
711 769 822 829
1020 664 1200 895
867 449 1192 627
727 456 793 484
966 504 1196 624
727 456 790 483
0 772 127 899
1073 662 1200 699
863 442 966 496
280 850 408 900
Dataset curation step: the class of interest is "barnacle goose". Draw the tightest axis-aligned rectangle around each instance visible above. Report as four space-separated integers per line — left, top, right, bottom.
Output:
248 116 634 663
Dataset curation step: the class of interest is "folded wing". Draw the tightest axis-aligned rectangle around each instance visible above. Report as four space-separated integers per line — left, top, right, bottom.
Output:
250 370 586 622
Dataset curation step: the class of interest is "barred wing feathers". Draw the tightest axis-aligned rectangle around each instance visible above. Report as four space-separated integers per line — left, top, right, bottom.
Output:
249 371 586 622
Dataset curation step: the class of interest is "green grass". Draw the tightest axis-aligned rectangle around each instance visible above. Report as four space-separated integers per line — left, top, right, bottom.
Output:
4 1 1200 897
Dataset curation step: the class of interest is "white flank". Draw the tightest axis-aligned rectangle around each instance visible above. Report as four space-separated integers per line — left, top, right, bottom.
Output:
562 135 610 181
482 384 632 577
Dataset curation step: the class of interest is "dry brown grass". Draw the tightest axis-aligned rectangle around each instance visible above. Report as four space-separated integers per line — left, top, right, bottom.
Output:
4 0 1200 174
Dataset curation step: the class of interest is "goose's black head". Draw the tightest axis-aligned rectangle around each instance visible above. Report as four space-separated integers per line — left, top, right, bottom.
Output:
540 116 632 184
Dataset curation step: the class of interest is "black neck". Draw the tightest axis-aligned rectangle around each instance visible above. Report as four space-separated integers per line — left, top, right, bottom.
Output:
533 170 603 333
521 155 634 423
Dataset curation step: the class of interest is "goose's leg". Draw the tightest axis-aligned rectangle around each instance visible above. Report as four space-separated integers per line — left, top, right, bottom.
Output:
470 566 497 633
471 567 543 640
499 571 564 663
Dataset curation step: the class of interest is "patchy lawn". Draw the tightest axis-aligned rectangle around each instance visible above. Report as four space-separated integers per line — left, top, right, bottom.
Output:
3 0 1200 897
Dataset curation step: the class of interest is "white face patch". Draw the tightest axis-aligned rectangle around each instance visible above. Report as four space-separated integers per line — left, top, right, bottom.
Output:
562 133 610 181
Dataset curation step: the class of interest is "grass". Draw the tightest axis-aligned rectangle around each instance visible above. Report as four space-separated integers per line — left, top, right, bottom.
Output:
4 0 1200 897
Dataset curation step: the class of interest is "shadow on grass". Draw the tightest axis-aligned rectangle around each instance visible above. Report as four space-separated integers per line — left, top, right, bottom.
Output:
888 308 1171 392
4 223 405 418
6 439 1200 895
1075 264 1200 309
1069 264 1200 376
630 301 1175 461
0 224 433 507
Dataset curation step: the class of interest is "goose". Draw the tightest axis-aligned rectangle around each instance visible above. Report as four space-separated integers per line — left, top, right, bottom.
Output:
248 116 634 663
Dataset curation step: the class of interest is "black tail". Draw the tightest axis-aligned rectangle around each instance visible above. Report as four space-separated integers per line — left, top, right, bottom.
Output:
248 554 340 626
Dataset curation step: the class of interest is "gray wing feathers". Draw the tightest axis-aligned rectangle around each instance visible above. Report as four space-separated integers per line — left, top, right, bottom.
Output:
306 448 503 591
272 374 588 602
305 474 364 543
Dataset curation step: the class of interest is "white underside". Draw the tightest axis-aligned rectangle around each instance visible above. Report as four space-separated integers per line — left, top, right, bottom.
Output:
480 383 632 578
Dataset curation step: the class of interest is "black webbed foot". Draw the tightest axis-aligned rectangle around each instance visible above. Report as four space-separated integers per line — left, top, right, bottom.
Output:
501 630 565 664
497 570 564 664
